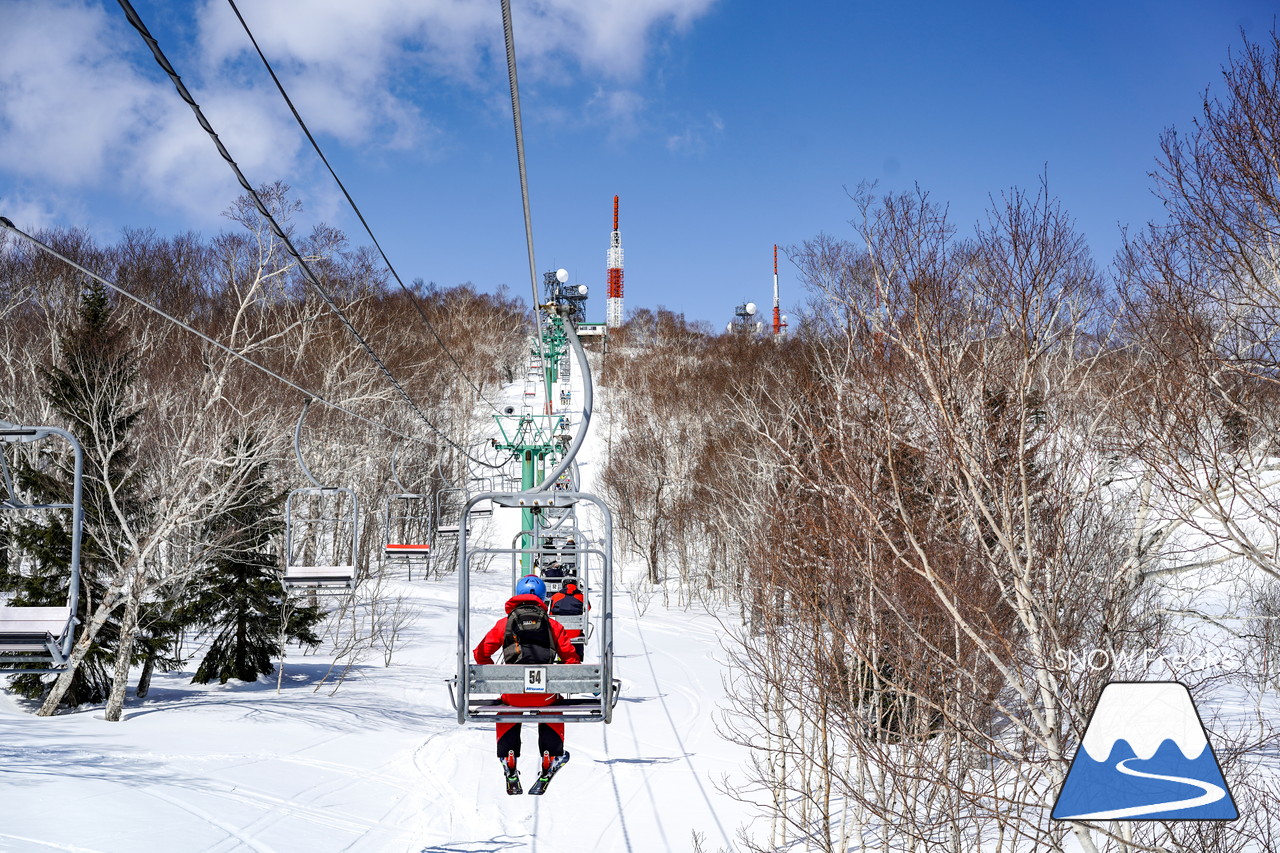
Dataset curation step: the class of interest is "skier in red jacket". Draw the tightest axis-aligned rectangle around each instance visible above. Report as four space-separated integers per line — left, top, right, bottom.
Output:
474 574 580 789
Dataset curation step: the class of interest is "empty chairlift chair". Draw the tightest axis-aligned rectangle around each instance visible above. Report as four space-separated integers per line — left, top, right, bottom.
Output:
282 399 359 592
468 477 494 520
0 422 84 673
383 492 433 580
283 486 359 591
430 486 469 574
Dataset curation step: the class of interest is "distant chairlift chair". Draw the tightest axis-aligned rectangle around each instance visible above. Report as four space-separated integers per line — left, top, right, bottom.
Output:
282 400 359 592
431 486 469 575
0 422 84 673
383 493 433 581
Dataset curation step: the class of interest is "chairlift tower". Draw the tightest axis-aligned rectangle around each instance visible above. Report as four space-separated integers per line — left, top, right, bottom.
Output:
493 377 571 571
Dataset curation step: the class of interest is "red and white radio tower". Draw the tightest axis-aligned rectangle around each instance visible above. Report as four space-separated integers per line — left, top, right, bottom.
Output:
606 195 624 329
771 244 787 338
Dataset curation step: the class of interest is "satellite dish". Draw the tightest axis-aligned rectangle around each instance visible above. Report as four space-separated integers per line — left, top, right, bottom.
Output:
555 269 569 283
577 284 588 296
745 302 758 315
726 322 734 332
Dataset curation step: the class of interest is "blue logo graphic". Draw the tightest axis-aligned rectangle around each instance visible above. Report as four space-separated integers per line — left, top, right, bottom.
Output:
1052 681 1237 821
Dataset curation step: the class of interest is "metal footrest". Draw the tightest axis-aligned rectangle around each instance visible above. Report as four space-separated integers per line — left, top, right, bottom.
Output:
466 700 608 724
468 663 602 695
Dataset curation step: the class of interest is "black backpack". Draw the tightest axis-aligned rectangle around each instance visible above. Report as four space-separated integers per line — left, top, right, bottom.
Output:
502 602 556 664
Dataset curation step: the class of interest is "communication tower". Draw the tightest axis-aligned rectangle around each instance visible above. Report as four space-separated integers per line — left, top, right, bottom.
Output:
727 301 762 335
606 196 624 328
772 244 788 339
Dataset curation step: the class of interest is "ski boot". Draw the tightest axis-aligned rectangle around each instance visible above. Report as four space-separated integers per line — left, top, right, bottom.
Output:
528 750 570 795
501 750 522 795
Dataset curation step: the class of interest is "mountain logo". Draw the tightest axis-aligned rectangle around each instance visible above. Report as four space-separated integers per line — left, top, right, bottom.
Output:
1052 681 1237 821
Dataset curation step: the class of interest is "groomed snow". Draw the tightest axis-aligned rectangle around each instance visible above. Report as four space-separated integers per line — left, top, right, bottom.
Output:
0 553 755 852
0 365 757 852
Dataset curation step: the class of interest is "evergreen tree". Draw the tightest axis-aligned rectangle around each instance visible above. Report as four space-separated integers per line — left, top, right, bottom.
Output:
181 433 324 684
2 280 147 706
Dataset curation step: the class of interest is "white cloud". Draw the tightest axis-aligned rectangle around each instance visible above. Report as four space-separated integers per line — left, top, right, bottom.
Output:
0 1 160 184
666 111 725 156
585 88 647 140
0 191 78 233
517 0 715 78
0 0 719 226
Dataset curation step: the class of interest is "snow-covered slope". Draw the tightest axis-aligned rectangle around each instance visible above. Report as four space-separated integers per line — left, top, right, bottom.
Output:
0 565 750 852
0 367 754 853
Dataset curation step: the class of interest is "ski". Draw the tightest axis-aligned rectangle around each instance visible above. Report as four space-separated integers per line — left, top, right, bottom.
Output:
527 751 570 795
502 752 522 795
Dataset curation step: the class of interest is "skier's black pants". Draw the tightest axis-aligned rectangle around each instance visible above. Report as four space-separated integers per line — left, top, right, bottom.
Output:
496 721 564 760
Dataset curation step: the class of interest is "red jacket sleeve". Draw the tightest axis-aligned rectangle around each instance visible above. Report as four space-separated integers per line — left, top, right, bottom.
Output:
550 618 580 664
473 618 506 664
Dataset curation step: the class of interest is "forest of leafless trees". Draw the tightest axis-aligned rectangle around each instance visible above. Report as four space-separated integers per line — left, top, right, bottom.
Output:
1 182 528 720
5 24 1280 853
598 32 1280 853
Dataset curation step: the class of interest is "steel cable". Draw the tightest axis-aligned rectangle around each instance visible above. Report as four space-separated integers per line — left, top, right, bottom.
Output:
114 0 503 469
224 0 507 419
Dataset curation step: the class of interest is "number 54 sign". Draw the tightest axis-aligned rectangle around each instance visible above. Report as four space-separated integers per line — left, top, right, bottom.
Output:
524 667 547 693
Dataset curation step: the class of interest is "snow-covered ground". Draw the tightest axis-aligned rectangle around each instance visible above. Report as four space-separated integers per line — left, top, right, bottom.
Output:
0 562 753 852
0 364 756 853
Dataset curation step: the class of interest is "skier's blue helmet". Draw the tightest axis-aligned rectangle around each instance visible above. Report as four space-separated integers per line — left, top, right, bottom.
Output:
515 574 547 601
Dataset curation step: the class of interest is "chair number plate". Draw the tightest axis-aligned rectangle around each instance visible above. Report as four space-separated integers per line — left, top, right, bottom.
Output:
524 667 547 693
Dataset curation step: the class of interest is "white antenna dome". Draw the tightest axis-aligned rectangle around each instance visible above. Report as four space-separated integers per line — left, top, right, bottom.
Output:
555 268 569 283
726 322 734 332
577 284 588 296
745 302 758 316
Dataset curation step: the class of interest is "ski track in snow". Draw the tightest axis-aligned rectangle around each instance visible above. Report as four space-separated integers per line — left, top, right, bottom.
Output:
0 585 750 852
0 378 755 852
0 835 105 853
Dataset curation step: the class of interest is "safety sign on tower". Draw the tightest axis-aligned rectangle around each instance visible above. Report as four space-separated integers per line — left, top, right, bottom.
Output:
1051 681 1237 821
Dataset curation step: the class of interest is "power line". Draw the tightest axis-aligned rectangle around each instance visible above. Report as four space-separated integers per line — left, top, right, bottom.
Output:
113 0 502 470
223 0 507 419
0 217 428 447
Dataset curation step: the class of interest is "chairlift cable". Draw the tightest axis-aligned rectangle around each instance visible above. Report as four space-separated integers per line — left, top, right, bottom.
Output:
223 0 506 420
113 0 503 470
0 218 426 448
499 0 551 402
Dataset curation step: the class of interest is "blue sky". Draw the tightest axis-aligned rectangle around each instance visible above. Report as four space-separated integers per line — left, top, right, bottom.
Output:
0 0 1274 328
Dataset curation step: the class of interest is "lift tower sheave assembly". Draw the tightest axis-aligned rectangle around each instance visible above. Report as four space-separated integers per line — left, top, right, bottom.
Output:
495 303 585 571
